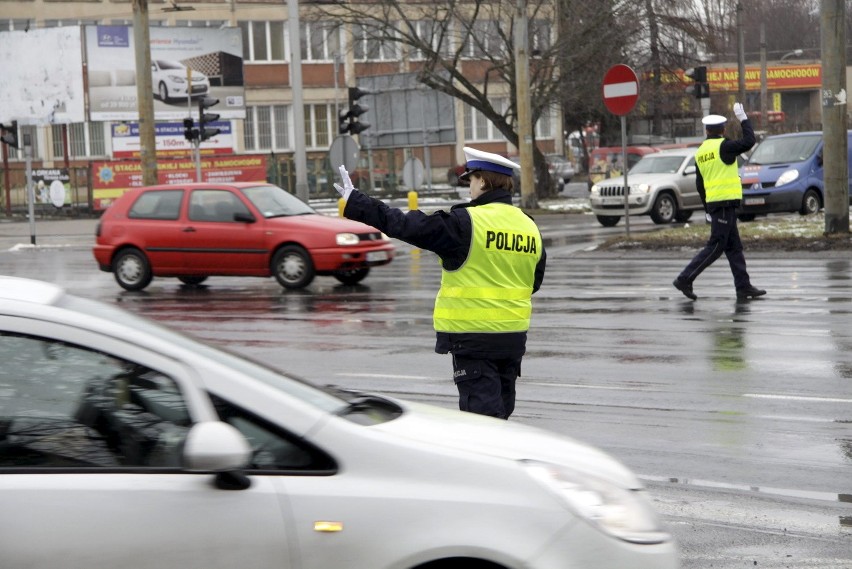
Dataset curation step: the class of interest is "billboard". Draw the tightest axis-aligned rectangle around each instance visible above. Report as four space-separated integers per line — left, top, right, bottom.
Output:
0 27 86 125
86 25 246 121
91 155 268 210
111 121 234 159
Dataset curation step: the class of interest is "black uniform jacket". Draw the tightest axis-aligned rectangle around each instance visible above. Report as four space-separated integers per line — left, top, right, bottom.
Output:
696 118 756 210
344 188 547 359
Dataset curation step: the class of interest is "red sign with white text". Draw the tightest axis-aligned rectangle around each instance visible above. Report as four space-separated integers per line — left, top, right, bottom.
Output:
91 155 268 210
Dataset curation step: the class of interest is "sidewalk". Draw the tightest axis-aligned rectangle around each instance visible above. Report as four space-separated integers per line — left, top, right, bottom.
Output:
0 216 98 249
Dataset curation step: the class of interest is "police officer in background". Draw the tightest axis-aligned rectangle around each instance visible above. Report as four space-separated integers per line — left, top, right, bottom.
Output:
334 147 546 419
673 103 766 302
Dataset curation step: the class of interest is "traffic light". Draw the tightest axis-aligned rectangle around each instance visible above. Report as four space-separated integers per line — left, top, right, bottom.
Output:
197 96 220 142
339 86 370 136
0 121 19 149
183 117 197 142
684 66 710 99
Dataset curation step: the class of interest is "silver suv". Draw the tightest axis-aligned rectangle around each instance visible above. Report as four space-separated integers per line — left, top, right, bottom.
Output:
589 148 703 226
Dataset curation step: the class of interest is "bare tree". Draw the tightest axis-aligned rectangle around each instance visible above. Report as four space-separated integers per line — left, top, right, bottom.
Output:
310 0 641 197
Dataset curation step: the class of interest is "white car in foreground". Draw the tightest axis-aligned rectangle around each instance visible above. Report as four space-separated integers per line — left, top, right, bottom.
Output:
0 276 678 569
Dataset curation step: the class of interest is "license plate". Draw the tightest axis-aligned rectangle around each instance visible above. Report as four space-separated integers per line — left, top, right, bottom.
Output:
366 251 388 262
601 197 624 205
744 198 765 206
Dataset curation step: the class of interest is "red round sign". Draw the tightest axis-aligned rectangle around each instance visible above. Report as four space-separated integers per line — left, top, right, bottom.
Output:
602 64 640 116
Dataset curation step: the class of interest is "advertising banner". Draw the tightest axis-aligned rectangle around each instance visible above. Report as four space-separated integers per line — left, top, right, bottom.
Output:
111 121 234 159
92 155 268 210
86 25 246 121
0 28 86 125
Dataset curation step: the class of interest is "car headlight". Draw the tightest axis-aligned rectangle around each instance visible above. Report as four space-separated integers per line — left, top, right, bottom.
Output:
590 184 600 196
521 460 666 543
167 74 186 84
336 233 359 246
632 183 651 194
775 169 799 187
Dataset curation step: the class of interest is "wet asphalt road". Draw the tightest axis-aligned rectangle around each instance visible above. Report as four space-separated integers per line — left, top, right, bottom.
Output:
1 210 851 568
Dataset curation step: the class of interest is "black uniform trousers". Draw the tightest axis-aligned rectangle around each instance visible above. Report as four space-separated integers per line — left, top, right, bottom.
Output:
677 204 750 290
451 354 521 420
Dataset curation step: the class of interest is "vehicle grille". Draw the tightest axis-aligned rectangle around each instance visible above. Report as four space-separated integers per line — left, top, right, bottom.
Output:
190 85 208 94
598 186 629 197
743 182 775 190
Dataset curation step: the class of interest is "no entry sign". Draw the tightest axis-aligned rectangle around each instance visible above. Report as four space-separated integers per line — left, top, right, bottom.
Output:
602 64 639 116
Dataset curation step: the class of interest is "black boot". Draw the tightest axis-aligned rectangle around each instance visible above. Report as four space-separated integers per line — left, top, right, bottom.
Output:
673 278 697 300
737 285 766 300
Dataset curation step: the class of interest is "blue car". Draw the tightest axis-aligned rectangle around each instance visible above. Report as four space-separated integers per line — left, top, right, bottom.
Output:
738 131 852 220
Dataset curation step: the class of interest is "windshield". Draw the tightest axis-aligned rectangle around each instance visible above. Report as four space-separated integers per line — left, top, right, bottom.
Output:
240 185 316 218
156 60 184 70
747 135 821 165
629 155 687 174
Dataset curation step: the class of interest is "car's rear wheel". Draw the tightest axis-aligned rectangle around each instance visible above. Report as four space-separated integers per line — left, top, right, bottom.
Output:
799 189 821 215
596 215 620 227
675 210 694 223
272 245 315 289
178 276 208 286
738 214 757 222
650 192 677 224
113 248 153 291
334 267 370 285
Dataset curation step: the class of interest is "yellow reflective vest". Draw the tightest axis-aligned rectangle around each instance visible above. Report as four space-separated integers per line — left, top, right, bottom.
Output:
695 137 742 202
433 203 542 333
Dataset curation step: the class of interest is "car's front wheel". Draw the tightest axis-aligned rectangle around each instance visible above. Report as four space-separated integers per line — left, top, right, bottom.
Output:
738 213 757 222
799 189 821 215
334 267 370 285
113 248 153 291
650 192 677 224
158 82 170 103
272 245 315 289
596 215 620 227
675 210 694 223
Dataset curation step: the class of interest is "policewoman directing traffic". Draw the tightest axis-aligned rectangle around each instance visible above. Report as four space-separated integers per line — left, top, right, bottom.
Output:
335 147 546 419
673 103 766 302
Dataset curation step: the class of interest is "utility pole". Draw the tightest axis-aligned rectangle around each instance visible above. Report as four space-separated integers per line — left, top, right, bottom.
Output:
287 0 309 202
759 23 767 128
132 0 158 186
820 0 849 234
514 0 536 210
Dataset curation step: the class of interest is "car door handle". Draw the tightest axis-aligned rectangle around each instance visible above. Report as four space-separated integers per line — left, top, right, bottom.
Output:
182 227 197 233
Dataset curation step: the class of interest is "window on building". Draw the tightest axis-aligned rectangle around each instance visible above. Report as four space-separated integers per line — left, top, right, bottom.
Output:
530 19 551 55
304 104 331 149
352 23 398 61
51 123 106 159
301 21 339 62
462 20 499 59
244 105 290 152
0 19 31 31
535 106 554 139
410 19 451 61
238 21 286 62
173 20 227 28
43 19 100 27
464 98 508 142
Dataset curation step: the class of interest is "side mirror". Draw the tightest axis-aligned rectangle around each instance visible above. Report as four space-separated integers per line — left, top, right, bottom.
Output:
234 212 256 223
683 165 696 176
183 421 251 472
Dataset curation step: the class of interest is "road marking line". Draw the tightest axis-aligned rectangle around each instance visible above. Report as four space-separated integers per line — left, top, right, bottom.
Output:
744 393 852 404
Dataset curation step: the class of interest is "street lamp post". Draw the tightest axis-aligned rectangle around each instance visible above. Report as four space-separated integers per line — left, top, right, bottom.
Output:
781 49 804 61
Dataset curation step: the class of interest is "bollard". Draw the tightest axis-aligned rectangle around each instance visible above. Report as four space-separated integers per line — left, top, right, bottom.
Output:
407 190 418 211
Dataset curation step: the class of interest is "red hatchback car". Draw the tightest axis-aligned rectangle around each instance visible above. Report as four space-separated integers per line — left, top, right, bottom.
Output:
93 183 395 291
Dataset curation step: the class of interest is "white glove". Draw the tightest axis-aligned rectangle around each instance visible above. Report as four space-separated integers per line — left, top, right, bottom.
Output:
733 102 748 122
705 213 712 223
333 165 355 200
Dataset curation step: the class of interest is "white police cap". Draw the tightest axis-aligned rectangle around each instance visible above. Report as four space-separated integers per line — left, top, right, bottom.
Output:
701 114 728 127
459 147 520 181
